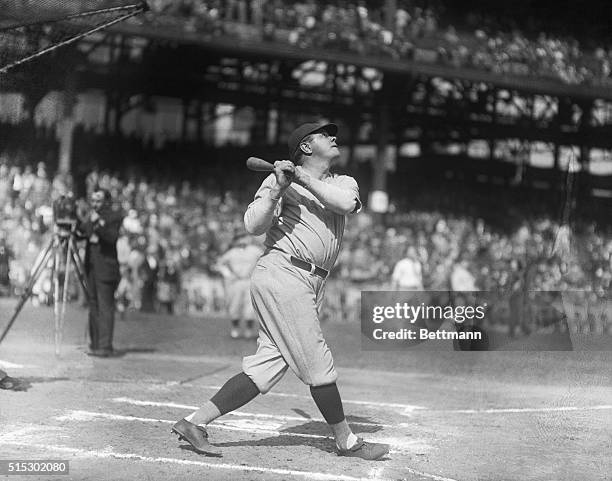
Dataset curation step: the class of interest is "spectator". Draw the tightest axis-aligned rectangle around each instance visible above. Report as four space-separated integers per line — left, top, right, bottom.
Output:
391 246 423 290
450 257 477 291
157 260 180 315
139 243 160 313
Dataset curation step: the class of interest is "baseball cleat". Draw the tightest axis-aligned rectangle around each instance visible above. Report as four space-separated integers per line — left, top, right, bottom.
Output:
171 419 220 456
337 438 389 461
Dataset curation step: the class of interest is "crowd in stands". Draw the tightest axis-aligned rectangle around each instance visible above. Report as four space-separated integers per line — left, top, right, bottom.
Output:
6 0 612 87
0 154 246 316
131 0 612 87
336 191 612 334
1 151 611 335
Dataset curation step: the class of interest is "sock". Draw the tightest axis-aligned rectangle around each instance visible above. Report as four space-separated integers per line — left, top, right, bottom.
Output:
186 372 259 425
185 401 221 426
310 383 345 424
310 383 357 449
185 401 220 426
330 420 358 450
210 372 260 415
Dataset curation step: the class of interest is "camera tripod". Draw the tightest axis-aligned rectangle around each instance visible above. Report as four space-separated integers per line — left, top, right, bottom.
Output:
0 222 89 355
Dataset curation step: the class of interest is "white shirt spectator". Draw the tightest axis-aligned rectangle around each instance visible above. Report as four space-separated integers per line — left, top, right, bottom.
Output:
116 235 131 265
122 209 143 234
391 251 423 289
451 261 477 291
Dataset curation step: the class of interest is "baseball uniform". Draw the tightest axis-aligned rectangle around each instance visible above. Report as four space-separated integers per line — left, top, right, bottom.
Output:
242 173 361 393
171 123 390 462
217 242 263 324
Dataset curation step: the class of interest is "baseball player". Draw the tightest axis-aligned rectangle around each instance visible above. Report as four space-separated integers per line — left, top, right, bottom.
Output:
216 232 263 339
171 122 389 461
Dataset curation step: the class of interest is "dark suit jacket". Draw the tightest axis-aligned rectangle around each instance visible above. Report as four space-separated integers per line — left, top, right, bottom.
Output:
80 207 123 283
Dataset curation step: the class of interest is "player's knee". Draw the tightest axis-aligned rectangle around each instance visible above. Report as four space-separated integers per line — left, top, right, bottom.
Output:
242 361 287 394
308 369 338 387
244 373 278 394
252 379 273 394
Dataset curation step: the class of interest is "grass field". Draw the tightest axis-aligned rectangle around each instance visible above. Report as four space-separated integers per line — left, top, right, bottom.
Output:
1 300 611 481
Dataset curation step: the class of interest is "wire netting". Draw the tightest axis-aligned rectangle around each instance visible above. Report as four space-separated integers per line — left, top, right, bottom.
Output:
0 0 146 82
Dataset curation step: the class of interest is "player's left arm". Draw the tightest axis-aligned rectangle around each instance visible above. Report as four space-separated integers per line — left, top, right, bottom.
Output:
294 169 361 215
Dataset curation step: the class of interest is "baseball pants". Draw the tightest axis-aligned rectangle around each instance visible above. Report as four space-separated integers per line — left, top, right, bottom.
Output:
242 250 337 393
225 278 255 320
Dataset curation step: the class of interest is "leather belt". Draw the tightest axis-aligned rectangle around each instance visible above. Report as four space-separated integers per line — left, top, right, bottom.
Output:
290 256 329 278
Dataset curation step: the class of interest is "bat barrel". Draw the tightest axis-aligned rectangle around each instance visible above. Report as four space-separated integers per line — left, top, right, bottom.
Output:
247 157 274 171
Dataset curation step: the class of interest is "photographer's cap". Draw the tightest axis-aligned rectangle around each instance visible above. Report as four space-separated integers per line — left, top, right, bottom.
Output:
288 122 337 160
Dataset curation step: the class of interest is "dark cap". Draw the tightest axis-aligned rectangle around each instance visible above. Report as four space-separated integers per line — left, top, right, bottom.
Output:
287 122 338 160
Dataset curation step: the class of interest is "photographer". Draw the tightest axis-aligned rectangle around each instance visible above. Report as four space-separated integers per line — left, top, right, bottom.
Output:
79 188 123 357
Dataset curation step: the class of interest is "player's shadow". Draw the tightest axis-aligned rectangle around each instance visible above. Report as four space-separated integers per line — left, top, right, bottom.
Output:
281 415 384 435
287 409 386 433
178 445 223 457
212 414 385 455
213 429 334 454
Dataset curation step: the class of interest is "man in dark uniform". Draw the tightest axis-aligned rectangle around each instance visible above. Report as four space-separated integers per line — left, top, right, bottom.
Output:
79 188 122 357
0 234 12 296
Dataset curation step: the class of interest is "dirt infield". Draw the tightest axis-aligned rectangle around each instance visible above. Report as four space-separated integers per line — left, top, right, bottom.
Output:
1 300 611 481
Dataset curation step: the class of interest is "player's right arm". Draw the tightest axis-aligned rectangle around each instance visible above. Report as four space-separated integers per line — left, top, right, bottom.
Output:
244 161 293 235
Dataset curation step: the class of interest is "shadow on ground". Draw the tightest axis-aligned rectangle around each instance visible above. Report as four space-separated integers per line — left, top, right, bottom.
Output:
208 415 385 455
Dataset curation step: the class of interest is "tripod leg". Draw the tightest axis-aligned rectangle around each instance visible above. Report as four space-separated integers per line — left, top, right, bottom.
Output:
49 239 58 308
68 237 90 348
56 238 74 357
53 240 64 356
0 237 56 345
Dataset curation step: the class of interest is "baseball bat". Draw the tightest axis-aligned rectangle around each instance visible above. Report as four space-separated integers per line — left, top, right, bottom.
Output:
246 156 274 172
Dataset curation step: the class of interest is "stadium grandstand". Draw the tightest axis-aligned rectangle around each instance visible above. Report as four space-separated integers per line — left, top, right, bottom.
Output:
1 0 611 332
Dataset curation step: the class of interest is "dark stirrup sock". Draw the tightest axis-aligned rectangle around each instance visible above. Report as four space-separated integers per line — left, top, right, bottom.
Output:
210 372 260 415
310 383 346 425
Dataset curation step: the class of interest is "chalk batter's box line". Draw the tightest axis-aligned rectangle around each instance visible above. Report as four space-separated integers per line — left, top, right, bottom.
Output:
52 410 423 453
111 397 398 428
0 440 460 481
